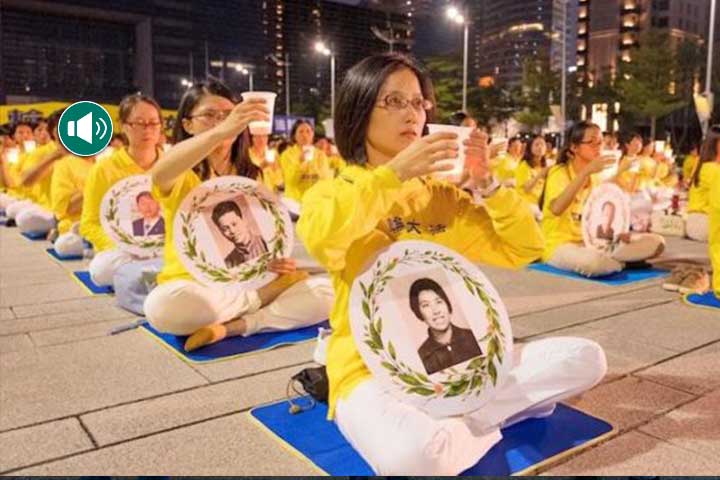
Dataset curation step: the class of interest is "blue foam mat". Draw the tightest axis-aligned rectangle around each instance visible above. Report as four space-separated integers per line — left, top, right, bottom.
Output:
250 398 613 475
685 291 720 309
141 320 330 363
72 271 114 295
46 248 83 261
528 263 667 286
21 230 47 241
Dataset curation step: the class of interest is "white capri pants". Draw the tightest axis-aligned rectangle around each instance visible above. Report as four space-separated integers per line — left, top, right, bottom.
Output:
548 233 665 277
16 205 56 234
144 274 334 336
686 213 709 242
54 232 85 257
88 249 137 287
335 336 607 475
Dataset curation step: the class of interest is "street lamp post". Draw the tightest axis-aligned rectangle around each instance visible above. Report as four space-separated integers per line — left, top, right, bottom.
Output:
315 41 336 119
446 6 469 112
706 0 716 98
560 0 568 145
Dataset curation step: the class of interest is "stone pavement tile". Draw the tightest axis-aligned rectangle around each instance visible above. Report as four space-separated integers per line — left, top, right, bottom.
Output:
82 364 309 446
1 281 90 307
29 318 140 347
566 376 695 431
0 333 34 354
512 287 676 339
13 414 315 475
0 268 75 288
0 308 14 320
0 332 207 431
636 341 720 395
11 296 116 318
639 390 720 461
0 418 93 473
535 326 677 381
0 305 133 335
542 431 720 475
191 341 315 382
586 301 720 353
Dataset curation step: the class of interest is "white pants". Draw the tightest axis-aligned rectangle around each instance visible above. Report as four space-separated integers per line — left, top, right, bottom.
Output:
548 233 665 277
0 193 19 210
54 232 84 257
336 337 607 475
16 205 56 234
144 274 334 336
88 249 136 287
686 213 709 242
5 199 33 219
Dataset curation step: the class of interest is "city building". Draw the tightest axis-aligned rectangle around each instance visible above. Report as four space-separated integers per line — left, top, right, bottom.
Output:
471 0 578 87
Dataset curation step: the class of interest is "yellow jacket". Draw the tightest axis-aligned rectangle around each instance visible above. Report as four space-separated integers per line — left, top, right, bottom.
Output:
80 147 156 251
683 154 699 181
19 142 58 209
710 174 720 298
541 163 599 261
297 165 544 418
688 162 720 214
51 155 94 234
491 153 521 183
514 161 545 206
279 145 332 202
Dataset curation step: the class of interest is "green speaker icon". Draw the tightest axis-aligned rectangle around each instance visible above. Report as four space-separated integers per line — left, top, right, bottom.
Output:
59 101 113 157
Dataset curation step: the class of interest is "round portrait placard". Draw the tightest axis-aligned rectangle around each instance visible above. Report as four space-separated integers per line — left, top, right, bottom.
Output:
582 183 631 251
174 176 294 291
100 174 164 258
349 240 513 418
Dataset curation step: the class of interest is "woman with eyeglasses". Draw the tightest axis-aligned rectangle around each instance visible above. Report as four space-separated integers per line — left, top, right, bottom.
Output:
80 94 164 287
541 121 665 277
279 119 333 202
297 53 606 475
144 79 333 352
686 128 720 242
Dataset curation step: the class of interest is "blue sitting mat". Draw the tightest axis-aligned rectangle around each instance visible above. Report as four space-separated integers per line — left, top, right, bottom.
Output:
141 320 330 363
21 230 47 241
528 263 667 286
249 398 614 476
46 248 83 261
72 271 114 295
684 291 720 310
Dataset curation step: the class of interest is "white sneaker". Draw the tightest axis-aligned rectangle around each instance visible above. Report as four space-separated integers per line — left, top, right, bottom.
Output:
312 326 332 365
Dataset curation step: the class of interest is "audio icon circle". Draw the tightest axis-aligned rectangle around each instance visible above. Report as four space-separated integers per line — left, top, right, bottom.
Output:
58 101 114 157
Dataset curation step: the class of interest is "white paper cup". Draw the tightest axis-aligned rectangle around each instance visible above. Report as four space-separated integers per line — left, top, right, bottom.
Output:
302 145 314 162
241 91 276 135
265 149 276 164
426 124 473 183
23 140 37 153
5 148 19 165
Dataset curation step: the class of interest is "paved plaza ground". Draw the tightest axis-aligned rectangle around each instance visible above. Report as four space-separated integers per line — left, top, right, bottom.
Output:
1 225 718 475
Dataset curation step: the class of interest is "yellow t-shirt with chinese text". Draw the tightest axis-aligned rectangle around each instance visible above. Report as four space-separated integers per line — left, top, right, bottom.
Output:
514 161 545 206
279 145 333 202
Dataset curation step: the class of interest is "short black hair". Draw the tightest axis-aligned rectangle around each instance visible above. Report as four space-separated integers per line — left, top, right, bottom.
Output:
135 191 153 204
449 111 472 126
211 200 243 227
11 121 32 136
335 53 435 165
409 278 453 322
47 109 65 141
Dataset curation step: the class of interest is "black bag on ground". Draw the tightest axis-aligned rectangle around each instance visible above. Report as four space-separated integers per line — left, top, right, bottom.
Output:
291 366 328 403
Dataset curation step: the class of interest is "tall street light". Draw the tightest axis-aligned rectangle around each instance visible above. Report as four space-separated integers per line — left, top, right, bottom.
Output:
705 0 717 134
314 41 336 120
446 6 469 112
267 54 292 117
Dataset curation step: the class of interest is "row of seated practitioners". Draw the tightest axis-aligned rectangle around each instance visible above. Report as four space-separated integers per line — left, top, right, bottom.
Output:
0 53 718 475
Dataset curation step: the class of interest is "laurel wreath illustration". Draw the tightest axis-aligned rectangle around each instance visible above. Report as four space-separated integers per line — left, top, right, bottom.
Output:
360 249 506 399
178 182 287 283
104 178 164 251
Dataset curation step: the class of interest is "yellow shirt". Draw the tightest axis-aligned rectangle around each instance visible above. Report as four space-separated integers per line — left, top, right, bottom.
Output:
687 162 720 214
683 154 699 181
152 170 201 285
492 153 521 183
710 174 720 298
297 165 544 418
655 162 678 188
279 145 332 202
514 161 545 206
80 147 156 252
328 154 347 176
3 151 26 198
19 142 58 209
51 155 94 234
541 163 599 261
249 148 284 192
